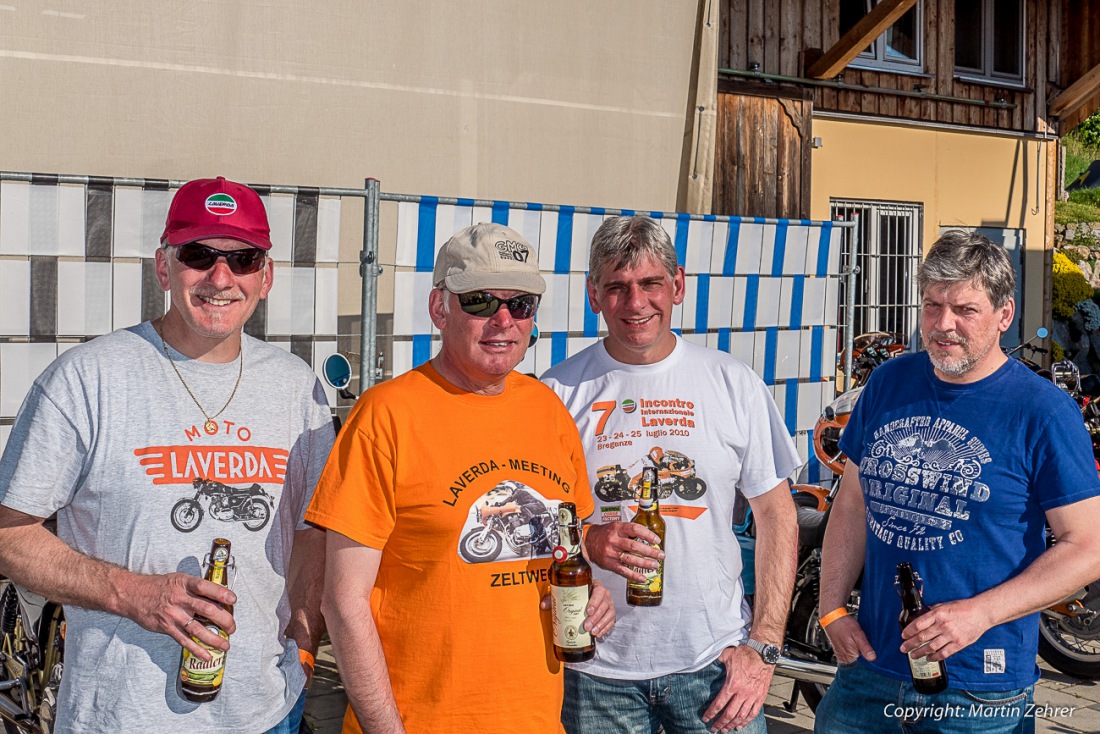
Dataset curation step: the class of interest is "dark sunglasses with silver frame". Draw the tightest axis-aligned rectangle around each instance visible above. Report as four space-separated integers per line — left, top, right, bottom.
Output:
455 290 540 320
173 243 268 275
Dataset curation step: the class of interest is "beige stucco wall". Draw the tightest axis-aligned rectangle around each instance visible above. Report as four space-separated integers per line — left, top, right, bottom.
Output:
0 1 696 210
809 115 1053 339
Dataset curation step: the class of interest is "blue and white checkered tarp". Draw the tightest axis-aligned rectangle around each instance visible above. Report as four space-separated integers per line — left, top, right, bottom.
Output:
0 174 849 482
382 197 848 481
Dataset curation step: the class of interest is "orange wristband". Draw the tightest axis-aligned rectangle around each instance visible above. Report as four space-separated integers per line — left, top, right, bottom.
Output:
298 648 315 672
818 607 849 629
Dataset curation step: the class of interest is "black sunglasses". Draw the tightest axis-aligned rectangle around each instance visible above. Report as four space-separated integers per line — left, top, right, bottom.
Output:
174 244 267 275
456 291 540 320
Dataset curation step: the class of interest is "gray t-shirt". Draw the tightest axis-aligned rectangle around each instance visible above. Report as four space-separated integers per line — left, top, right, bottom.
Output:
0 322 335 733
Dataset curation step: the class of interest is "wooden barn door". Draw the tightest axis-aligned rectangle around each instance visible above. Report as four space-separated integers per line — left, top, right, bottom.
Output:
714 87 813 219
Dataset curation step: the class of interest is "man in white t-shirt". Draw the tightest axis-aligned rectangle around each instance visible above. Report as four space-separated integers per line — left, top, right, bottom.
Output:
542 215 799 734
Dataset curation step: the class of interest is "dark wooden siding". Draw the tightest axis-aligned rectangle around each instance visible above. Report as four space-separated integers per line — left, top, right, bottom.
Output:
1061 0 1100 132
719 0 1058 134
714 85 813 219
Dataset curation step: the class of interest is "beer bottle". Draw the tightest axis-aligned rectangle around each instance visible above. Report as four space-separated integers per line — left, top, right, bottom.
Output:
550 502 595 662
627 467 665 606
179 538 234 702
896 561 948 694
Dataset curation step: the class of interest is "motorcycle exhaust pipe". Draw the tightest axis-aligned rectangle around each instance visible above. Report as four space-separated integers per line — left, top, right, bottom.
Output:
0 693 31 726
775 656 837 686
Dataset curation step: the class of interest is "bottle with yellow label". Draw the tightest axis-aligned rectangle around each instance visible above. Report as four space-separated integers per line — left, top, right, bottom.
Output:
178 538 234 702
550 502 595 662
627 467 665 606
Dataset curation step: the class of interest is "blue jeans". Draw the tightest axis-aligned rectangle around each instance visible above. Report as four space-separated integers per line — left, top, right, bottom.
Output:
263 690 308 734
814 662 1034 734
563 662 768 734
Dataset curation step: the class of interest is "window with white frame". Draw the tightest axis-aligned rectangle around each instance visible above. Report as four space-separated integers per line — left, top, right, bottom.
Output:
954 0 1024 86
839 0 924 74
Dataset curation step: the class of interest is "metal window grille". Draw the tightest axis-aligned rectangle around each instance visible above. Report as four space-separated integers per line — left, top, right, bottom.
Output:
831 199 923 349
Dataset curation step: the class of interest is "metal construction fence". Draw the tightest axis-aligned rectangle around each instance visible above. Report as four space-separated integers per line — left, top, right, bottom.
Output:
0 172 856 481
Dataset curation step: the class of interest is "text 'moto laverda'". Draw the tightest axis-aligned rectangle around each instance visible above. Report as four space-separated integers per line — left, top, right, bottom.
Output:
170 478 274 533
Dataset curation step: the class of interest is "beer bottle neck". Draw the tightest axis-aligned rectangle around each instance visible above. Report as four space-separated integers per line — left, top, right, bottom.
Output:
558 522 582 558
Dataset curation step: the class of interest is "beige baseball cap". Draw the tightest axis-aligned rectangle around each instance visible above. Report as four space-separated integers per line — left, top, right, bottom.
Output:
433 223 546 295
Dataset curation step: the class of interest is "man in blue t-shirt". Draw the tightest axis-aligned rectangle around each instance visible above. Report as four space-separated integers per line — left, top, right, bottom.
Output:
815 230 1100 734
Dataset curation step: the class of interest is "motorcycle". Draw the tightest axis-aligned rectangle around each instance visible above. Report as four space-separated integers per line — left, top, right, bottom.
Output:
458 498 556 564
592 447 707 503
1028 353 1100 679
839 332 907 390
170 478 274 533
0 580 63 734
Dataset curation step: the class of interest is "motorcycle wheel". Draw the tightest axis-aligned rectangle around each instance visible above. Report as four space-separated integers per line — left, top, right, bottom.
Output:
169 499 203 533
675 477 706 500
458 529 502 564
242 499 272 532
594 480 620 503
1038 610 1100 679
787 588 833 713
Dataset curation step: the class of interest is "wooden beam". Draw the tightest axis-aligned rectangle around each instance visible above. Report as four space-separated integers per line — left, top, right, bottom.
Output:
807 0 918 79
1050 60 1100 118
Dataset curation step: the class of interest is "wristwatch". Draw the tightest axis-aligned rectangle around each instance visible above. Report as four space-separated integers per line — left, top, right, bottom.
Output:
743 638 781 665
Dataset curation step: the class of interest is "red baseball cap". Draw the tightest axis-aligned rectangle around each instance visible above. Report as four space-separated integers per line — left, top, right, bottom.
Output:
161 176 272 250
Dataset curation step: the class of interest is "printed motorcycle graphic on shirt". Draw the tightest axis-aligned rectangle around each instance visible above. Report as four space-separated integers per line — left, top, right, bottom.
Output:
170 477 276 533
457 480 560 564
593 446 707 502
860 416 991 552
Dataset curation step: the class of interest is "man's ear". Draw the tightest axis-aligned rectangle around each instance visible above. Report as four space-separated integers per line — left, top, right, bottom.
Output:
671 266 686 306
154 247 171 292
429 288 447 329
998 297 1016 334
586 276 602 315
258 257 275 300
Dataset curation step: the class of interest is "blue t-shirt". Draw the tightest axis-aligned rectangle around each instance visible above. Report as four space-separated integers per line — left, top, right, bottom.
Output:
838 353 1100 690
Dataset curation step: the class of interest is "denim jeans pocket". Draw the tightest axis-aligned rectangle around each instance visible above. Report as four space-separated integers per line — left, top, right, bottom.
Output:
962 686 1031 708
835 657 860 669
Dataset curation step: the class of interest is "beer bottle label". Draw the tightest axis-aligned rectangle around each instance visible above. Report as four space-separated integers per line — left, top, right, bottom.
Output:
180 625 229 687
550 584 592 648
626 543 663 592
907 651 943 680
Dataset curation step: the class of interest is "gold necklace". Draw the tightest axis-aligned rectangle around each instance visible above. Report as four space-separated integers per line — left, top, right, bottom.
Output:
157 324 244 433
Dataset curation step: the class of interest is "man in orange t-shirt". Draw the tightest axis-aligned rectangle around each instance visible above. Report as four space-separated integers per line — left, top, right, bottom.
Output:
306 223 615 733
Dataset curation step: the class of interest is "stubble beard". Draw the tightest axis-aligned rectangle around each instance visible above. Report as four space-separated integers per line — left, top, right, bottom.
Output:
924 330 994 378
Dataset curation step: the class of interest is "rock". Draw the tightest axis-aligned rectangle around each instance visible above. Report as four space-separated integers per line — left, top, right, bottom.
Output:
1080 259 1095 283
1067 245 1091 260
1066 226 1077 241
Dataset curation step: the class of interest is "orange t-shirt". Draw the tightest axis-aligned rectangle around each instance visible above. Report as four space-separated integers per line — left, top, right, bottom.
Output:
306 364 593 733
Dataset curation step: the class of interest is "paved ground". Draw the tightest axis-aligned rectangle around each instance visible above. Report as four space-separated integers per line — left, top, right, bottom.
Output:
303 644 1100 733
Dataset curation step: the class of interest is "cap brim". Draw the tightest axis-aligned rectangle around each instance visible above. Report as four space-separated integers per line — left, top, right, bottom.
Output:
162 224 272 250
442 270 546 295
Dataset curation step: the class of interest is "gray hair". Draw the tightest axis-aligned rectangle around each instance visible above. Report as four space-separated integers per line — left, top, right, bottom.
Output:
918 230 1015 308
588 216 678 286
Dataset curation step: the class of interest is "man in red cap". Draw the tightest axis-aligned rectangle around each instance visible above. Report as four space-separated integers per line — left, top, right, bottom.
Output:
0 177 334 733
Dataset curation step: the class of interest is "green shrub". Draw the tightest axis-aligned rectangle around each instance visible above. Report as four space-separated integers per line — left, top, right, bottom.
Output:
1053 251 1094 318
1052 340 1065 362
1075 110 1100 149
1062 248 1084 263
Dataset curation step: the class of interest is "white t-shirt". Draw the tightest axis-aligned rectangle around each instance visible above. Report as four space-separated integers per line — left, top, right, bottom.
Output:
542 335 799 678
0 322 335 733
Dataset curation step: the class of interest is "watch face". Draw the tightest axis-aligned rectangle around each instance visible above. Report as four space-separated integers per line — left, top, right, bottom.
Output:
763 645 781 665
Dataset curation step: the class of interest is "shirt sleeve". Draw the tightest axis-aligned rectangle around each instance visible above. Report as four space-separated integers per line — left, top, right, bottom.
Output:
0 383 88 518
305 396 398 550
1029 395 1100 512
736 373 802 498
289 378 337 531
